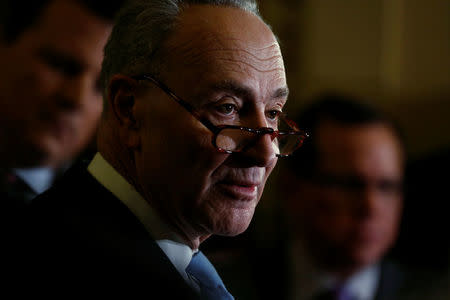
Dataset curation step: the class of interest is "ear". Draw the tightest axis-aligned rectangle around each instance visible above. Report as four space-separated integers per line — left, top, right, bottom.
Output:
107 74 140 149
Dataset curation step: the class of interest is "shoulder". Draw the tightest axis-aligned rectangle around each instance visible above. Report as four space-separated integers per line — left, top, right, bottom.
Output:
375 260 417 300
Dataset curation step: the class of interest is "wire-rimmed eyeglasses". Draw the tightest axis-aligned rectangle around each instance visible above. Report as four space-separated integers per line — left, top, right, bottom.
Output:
131 74 309 157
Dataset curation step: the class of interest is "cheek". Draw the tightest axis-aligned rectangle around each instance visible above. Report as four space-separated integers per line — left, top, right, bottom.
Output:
25 56 61 95
314 190 348 215
12 66 61 126
75 99 103 141
264 159 277 181
174 124 223 181
84 97 103 123
3 45 57 99
377 198 402 232
182 124 214 156
139 119 225 199
193 188 258 236
308 191 354 234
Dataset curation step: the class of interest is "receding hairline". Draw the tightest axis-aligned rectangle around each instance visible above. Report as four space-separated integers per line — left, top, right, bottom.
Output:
173 4 272 42
157 4 279 76
99 0 272 109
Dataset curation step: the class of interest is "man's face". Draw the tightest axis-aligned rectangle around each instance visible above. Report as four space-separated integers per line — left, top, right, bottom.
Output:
294 121 403 271
0 0 111 167
132 6 286 244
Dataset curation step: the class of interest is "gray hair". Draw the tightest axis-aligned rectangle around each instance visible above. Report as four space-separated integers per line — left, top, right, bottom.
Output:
100 0 261 99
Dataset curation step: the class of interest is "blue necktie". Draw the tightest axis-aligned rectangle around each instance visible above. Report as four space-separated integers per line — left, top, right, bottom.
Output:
186 251 234 300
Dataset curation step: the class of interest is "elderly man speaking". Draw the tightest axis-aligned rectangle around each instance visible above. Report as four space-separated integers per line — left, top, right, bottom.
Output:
28 0 307 298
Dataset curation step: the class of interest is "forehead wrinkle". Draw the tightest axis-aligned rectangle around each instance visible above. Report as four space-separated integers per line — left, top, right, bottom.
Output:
206 38 284 74
201 40 283 73
202 39 281 58
198 80 288 108
217 56 284 74
198 46 282 63
204 80 255 100
166 25 283 70
202 47 284 77
164 34 209 68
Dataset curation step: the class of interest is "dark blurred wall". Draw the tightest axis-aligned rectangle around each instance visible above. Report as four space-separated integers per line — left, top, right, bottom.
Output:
260 0 450 159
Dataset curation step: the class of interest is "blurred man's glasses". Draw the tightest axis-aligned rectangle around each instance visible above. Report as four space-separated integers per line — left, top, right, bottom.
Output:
132 74 309 157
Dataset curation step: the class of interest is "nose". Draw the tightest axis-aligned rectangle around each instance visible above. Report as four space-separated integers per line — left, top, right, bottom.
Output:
231 110 278 167
55 75 95 112
244 133 278 167
357 186 379 219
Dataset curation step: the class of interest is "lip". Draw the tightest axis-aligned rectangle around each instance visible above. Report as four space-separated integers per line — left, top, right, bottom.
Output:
217 180 259 201
354 226 381 243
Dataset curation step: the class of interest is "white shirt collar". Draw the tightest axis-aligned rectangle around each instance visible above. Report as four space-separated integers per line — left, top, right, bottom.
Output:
157 239 198 286
87 153 197 286
289 239 380 300
13 167 54 194
345 264 380 300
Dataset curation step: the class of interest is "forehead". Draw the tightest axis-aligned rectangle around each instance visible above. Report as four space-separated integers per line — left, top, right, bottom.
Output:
162 5 286 99
25 0 111 68
316 122 404 176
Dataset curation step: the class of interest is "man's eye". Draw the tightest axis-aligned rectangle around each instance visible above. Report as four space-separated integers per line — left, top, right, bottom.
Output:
378 180 403 195
38 49 81 77
267 110 281 120
216 103 237 115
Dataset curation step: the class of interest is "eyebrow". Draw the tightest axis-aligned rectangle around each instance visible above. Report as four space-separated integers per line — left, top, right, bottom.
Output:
37 47 84 76
207 80 289 101
273 86 289 99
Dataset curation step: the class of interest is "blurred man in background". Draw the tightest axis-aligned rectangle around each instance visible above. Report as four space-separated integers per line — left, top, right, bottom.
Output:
0 0 123 212
278 95 406 300
0 0 124 292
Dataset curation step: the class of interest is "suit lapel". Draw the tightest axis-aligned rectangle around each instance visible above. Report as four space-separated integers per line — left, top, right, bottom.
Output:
374 261 405 300
30 163 198 299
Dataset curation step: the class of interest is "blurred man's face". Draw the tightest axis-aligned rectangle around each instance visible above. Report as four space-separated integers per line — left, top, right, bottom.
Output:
295 121 403 271
132 5 286 246
0 0 111 167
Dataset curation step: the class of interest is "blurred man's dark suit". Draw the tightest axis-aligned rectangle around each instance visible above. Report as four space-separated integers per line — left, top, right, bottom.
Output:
27 162 199 298
251 241 408 300
1 169 41 228
1 169 42 282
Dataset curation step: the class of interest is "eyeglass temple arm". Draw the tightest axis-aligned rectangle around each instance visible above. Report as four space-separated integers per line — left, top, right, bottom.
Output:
133 75 219 133
132 75 307 138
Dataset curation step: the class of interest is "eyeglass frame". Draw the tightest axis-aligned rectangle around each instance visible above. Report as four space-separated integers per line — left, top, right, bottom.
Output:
131 74 309 157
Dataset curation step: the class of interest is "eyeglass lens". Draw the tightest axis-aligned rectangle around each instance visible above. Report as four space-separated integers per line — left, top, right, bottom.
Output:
216 128 305 156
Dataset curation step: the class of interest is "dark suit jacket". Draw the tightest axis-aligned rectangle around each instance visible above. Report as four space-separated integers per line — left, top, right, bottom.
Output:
0 169 37 232
374 260 407 300
250 240 407 300
25 163 199 299
1 170 38 294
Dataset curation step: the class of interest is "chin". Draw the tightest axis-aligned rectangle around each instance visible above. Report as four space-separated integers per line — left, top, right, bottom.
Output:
217 224 249 237
349 246 386 269
27 145 71 168
211 208 255 237
13 145 50 168
214 226 248 237
41 137 81 166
